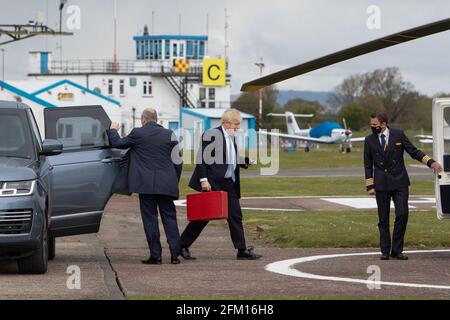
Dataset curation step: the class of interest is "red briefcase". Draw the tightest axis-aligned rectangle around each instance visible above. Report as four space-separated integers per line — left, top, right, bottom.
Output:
186 191 229 222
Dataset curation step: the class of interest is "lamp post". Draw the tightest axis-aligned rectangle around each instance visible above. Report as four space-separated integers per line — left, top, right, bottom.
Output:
254 58 265 128
59 0 67 63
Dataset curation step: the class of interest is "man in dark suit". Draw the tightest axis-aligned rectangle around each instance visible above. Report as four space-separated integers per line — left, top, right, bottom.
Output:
364 112 442 261
179 109 262 260
108 108 183 265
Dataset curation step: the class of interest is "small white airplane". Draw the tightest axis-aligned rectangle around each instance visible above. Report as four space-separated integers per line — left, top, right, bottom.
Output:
261 112 365 153
415 135 434 144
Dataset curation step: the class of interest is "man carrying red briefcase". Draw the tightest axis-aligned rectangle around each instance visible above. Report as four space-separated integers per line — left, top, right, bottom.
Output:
180 109 262 260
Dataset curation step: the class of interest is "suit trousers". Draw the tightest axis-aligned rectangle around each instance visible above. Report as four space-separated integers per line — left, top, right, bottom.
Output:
180 179 247 251
139 194 181 259
375 188 409 255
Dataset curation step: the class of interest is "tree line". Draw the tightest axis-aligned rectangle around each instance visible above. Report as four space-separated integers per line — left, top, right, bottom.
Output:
232 67 449 133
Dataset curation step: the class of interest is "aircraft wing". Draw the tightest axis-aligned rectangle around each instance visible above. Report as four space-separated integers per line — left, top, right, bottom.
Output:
241 18 450 92
259 130 334 144
415 135 433 140
415 135 434 144
350 137 366 142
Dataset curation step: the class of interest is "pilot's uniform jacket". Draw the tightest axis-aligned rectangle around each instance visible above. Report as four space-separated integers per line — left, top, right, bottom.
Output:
364 127 435 192
364 127 435 255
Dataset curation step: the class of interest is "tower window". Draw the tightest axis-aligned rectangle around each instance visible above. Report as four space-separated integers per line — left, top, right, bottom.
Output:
186 41 194 57
108 79 114 95
143 81 152 96
119 79 125 96
165 40 170 59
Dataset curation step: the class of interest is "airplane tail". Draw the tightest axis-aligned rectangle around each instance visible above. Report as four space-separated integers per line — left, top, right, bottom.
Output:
267 112 313 135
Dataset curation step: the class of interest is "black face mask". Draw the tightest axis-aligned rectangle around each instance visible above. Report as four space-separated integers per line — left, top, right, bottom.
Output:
371 126 382 135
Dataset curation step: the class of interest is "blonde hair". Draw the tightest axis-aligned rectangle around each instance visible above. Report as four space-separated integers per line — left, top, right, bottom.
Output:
222 108 242 124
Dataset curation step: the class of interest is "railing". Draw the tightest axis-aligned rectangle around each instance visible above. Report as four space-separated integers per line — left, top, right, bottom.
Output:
36 59 206 75
197 100 231 109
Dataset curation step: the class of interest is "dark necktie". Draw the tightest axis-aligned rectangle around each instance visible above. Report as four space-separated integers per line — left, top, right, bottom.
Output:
380 134 386 151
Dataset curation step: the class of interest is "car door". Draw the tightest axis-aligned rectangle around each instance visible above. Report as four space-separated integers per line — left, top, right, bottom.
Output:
44 106 124 236
433 98 450 220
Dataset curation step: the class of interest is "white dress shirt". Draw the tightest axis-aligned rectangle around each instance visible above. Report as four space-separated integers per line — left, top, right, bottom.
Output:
200 127 236 183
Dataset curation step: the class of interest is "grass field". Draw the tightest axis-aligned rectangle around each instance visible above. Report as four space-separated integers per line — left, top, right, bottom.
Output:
178 176 435 198
243 210 450 248
181 134 433 171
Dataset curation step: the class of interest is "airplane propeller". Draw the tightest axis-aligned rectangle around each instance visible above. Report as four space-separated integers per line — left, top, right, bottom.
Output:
342 118 352 142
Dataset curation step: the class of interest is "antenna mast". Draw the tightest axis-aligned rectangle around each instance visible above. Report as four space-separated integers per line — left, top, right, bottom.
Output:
206 13 209 54
151 11 155 35
113 0 118 71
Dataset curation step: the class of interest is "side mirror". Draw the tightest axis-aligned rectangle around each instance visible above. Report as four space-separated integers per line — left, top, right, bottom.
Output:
40 139 63 156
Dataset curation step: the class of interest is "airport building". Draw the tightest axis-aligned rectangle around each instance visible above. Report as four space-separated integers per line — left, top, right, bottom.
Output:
0 29 243 141
180 108 256 149
0 79 122 132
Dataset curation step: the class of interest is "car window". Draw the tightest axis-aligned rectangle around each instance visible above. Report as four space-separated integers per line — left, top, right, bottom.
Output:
0 110 35 159
45 106 111 152
55 116 105 150
26 109 43 152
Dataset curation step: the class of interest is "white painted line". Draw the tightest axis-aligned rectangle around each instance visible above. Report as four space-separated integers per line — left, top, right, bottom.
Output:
265 249 450 291
174 200 186 207
410 198 436 203
321 197 436 209
176 197 436 211
321 197 386 209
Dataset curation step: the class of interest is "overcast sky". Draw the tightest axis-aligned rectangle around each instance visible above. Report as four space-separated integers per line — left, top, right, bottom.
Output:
0 0 449 96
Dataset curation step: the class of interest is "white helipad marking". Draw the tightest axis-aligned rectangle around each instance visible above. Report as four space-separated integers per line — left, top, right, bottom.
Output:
265 249 450 290
174 200 186 206
321 197 387 209
176 196 436 211
321 197 436 209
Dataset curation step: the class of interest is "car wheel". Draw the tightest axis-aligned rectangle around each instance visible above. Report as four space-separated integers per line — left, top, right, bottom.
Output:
346 147 352 153
48 237 56 261
18 213 49 274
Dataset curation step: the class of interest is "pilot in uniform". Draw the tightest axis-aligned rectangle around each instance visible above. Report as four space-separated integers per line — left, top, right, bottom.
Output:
364 113 442 260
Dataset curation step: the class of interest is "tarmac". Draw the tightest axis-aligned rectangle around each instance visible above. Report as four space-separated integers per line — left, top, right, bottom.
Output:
1 194 449 299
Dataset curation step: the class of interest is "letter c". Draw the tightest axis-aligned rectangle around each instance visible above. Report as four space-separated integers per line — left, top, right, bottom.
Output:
208 64 220 81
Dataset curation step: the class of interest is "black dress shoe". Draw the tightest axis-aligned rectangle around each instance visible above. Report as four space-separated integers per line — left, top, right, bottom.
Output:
380 254 390 260
237 248 262 260
391 253 408 260
141 257 162 265
180 247 196 260
171 258 181 265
